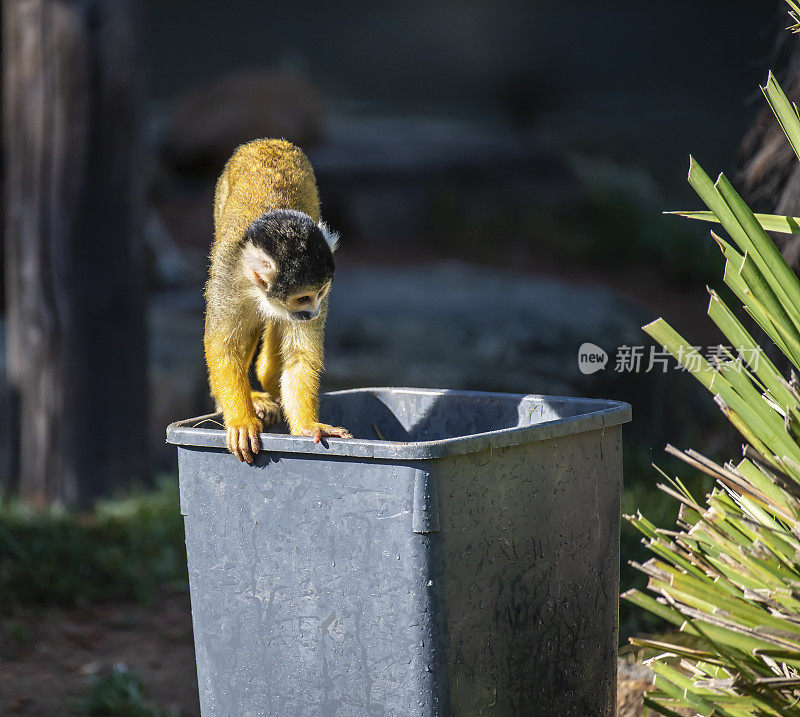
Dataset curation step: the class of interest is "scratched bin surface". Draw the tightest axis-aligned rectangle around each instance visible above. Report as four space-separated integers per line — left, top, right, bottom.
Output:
167 387 631 717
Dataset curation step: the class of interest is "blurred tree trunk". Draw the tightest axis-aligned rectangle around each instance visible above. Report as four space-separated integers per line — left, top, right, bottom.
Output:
2 0 147 506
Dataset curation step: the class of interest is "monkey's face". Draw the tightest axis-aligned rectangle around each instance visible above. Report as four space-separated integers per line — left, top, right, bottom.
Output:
285 282 331 322
240 209 337 322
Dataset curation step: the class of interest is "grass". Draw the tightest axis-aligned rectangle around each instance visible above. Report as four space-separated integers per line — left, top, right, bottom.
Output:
74 665 175 717
0 477 187 613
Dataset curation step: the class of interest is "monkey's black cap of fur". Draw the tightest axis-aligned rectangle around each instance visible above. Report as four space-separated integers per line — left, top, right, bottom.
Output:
244 209 335 298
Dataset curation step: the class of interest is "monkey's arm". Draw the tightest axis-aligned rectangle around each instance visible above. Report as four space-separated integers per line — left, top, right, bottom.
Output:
250 323 282 429
255 322 282 398
280 315 351 443
204 316 262 462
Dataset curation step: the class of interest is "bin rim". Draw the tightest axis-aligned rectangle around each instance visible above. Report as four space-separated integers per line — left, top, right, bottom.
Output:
166 387 631 460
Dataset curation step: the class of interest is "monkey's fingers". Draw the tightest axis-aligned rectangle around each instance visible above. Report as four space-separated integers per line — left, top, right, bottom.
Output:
321 426 353 440
300 423 353 444
225 428 238 459
239 428 255 463
225 427 248 463
226 424 261 464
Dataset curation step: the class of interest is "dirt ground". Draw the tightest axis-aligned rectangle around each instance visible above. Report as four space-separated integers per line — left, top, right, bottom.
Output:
0 591 653 716
0 592 200 716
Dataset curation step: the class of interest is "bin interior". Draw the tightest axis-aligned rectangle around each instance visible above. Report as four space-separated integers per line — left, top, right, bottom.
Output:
312 388 615 442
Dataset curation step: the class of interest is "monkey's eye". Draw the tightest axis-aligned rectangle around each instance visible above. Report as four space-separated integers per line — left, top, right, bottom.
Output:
296 295 312 304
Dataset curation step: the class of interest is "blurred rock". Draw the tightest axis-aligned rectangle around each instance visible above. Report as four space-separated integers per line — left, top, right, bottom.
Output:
307 116 575 249
324 263 643 397
161 69 324 175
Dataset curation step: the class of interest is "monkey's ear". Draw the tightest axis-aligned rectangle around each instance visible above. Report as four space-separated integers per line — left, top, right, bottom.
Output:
242 243 278 288
318 221 340 252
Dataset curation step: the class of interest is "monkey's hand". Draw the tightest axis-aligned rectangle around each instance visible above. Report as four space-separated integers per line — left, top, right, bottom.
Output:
298 422 353 444
250 391 281 427
225 416 263 464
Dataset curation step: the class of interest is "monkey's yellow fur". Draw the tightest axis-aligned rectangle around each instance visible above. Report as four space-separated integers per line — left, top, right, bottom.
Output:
204 139 345 461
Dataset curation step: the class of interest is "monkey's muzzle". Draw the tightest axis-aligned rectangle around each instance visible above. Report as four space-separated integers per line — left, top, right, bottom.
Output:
291 310 317 322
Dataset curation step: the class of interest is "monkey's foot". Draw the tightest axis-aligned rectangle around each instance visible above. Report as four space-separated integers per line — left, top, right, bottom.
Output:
225 416 263 464
250 391 281 427
298 422 353 444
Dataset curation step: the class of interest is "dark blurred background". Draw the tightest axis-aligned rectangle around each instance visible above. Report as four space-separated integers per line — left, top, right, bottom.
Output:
138 0 788 461
0 1 794 714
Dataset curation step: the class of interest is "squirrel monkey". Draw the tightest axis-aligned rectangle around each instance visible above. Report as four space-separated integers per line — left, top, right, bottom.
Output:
204 139 351 463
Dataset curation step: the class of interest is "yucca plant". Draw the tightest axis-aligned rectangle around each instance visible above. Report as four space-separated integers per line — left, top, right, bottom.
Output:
624 5 800 714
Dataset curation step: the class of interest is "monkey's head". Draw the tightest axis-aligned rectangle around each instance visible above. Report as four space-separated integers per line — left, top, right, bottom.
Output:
241 209 338 322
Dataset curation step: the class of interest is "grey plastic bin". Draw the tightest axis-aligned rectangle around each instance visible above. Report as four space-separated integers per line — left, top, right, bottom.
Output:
167 387 631 716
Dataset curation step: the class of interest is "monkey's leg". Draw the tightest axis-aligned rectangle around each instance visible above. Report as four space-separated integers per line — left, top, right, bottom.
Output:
252 322 282 427
280 323 352 443
205 332 262 463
